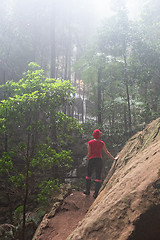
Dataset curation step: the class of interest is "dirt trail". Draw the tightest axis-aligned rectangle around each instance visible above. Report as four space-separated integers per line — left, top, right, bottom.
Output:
38 190 94 240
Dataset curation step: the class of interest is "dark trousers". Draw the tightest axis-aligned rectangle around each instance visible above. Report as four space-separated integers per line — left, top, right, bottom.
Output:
86 158 102 181
85 158 102 197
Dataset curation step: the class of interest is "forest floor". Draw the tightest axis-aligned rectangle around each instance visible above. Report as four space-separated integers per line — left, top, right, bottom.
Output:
38 190 95 240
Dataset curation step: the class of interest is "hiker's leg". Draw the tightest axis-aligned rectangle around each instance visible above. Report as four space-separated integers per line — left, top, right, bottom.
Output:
84 176 91 195
93 180 101 198
93 158 102 198
84 159 94 195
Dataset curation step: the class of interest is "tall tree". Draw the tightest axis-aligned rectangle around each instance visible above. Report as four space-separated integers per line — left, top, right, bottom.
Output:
98 2 133 135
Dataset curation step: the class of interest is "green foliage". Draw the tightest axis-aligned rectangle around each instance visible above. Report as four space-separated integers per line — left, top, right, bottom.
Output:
0 62 78 151
31 144 73 170
0 151 14 174
26 208 46 225
37 179 61 204
0 62 83 232
9 174 25 189
0 118 6 133
56 112 84 147
14 205 24 223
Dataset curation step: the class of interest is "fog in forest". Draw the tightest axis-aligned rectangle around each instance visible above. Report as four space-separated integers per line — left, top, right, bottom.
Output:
0 0 160 137
0 0 144 82
0 0 160 239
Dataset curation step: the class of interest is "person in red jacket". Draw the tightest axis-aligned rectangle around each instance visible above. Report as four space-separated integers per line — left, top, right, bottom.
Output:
84 129 118 199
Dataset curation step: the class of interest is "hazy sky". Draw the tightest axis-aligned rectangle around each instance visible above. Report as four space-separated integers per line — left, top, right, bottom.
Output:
93 0 142 20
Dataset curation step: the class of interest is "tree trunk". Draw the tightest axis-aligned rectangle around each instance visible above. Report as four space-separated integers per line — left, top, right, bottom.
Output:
50 8 56 78
144 79 150 124
123 54 132 136
82 84 85 123
124 104 128 136
64 16 72 116
97 68 102 125
22 132 30 240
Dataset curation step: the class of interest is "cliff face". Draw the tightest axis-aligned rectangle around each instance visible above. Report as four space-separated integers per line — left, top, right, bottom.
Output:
67 118 160 240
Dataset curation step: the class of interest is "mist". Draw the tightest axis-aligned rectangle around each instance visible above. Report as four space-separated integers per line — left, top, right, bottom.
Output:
0 0 145 83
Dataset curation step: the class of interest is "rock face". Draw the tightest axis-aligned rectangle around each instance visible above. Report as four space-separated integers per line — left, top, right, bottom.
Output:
67 118 160 240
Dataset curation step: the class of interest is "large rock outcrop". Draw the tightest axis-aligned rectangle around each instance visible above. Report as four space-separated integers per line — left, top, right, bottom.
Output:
67 118 160 240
